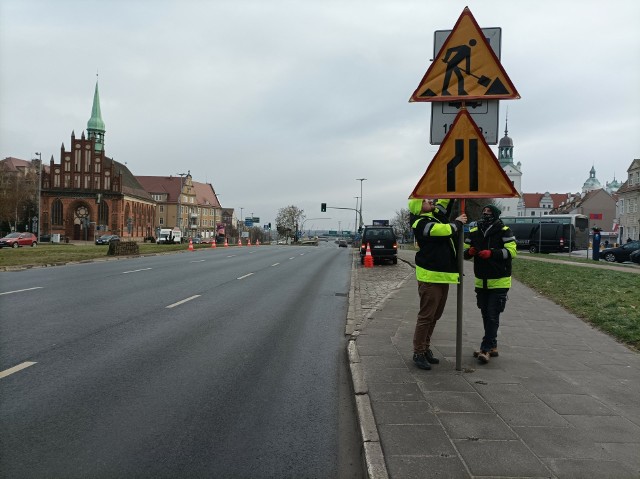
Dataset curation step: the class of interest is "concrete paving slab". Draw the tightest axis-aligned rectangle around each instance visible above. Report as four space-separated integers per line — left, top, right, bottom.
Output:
514 425 614 460
542 457 639 479
454 440 550 477
384 455 470 479
367 382 424 402
423 391 494 414
371 401 438 425
537 393 615 415
563 415 640 442
438 412 517 440
492 401 569 427
377 424 456 457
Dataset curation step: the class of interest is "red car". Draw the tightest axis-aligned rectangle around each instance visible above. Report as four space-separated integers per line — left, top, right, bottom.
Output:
0 232 38 248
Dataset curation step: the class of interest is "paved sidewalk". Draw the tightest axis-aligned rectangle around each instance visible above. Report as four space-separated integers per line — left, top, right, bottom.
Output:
348 249 640 479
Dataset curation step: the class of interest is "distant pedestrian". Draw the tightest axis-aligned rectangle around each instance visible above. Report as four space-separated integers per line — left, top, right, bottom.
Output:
464 205 517 364
627 237 632 243
408 198 467 370
604 240 610 249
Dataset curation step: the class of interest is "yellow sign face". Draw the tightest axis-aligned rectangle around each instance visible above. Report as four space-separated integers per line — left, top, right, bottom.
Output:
410 109 519 199
410 7 520 102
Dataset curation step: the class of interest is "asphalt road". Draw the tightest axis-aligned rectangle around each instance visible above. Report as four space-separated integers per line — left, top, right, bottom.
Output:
0 243 362 478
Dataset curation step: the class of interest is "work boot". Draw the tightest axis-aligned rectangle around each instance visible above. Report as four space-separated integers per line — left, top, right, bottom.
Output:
477 351 490 364
473 348 499 358
425 349 440 364
413 352 431 370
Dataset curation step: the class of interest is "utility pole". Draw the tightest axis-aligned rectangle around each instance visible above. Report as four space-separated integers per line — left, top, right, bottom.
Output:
34 152 42 242
356 178 367 231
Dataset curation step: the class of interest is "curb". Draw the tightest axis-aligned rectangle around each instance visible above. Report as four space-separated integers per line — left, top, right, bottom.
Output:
346 250 389 479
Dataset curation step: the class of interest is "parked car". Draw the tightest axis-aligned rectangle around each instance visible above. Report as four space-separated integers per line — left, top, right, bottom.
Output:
95 234 120 245
600 240 640 263
360 225 398 264
629 248 640 264
0 232 38 248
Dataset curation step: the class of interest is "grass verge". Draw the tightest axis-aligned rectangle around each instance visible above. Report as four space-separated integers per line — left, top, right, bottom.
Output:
0 243 211 268
512 260 639 350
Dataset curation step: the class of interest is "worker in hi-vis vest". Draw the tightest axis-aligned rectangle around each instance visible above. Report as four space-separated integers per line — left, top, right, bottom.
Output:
408 198 467 371
463 204 517 364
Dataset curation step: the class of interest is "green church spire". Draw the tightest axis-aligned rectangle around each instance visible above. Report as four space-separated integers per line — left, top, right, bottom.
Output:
87 79 105 151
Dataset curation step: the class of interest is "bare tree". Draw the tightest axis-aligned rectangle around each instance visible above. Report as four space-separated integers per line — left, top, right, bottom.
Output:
391 208 412 243
0 162 38 234
275 205 305 244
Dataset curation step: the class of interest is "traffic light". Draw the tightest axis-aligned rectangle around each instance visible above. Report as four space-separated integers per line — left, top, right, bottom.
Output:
321 203 326 212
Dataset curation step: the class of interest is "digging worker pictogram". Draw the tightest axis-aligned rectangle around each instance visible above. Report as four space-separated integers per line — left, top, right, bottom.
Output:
442 38 477 96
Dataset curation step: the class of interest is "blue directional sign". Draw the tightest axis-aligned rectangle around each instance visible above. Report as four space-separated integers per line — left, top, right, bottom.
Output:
244 219 253 227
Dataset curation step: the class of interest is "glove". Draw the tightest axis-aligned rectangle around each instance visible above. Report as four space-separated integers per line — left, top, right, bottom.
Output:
467 247 477 256
478 250 492 260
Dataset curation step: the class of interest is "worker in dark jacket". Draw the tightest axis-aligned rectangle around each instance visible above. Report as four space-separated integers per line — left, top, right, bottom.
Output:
464 204 517 364
408 198 467 370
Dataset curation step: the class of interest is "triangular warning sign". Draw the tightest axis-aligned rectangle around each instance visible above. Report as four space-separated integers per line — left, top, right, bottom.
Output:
410 7 520 102
410 109 519 199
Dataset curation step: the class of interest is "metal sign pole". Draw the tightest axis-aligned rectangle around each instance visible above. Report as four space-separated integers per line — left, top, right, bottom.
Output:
456 198 465 371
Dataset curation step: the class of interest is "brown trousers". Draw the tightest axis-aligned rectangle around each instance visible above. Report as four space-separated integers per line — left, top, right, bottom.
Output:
413 281 450 353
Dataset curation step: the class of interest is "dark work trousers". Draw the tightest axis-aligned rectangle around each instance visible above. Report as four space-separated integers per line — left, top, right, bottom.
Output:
476 288 509 352
413 282 450 353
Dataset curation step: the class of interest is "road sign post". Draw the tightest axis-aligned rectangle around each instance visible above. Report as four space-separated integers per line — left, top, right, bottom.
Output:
409 7 520 371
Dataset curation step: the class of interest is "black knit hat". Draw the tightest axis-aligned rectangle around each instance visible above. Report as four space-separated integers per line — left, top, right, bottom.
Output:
482 204 501 218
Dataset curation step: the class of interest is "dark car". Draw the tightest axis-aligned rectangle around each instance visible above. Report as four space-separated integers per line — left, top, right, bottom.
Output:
629 248 640 264
95 234 120 245
600 240 640 263
0 232 38 248
360 226 398 264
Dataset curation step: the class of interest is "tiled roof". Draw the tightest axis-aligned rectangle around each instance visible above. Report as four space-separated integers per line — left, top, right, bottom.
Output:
136 176 181 202
521 193 572 209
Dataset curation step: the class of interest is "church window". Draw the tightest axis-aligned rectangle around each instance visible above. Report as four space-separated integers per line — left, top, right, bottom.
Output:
75 150 81 172
64 175 71 188
51 199 63 225
104 171 111 190
95 176 100 189
64 158 71 172
54 170 60 187
84 175 90 189
74 175 80 189
98 202 109 226
85 151 91 171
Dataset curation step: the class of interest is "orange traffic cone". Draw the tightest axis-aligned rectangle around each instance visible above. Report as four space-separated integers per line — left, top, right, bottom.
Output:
364 242 374 268
188 238 194 251
248 239 252 246
211 238 216 248
237 239 243 246
224 238 229 247
256 239 260 246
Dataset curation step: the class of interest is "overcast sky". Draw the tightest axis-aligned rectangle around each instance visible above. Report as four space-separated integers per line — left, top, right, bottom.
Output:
1 0 639 232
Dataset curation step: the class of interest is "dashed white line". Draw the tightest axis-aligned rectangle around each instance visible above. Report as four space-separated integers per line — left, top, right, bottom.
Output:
237 273 254 280
271 263 280 267
122 267 153 274
0 287 43 296
0 362 37 379
190 260 206 263
227 255 236 258
166 295 201 309
289 257 295 260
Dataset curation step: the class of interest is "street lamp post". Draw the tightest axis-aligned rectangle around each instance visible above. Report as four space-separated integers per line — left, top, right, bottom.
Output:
34 152 42 242
354 196 359 237
356 178 367 231
177 171 188 237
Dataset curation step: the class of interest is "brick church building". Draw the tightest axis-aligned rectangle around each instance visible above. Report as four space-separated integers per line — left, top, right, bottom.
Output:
40 81 155 241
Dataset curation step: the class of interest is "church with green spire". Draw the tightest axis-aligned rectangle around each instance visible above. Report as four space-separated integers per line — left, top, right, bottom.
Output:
38 80 155 241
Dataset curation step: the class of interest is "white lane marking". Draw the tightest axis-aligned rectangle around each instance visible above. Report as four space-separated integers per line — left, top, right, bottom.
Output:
190 260 206 263
300 253 305 256
0 361 37 379
237 273 254 280
0 287 43 296
271 263 280 266
166 295 201 309
227 255 236 258
289 257 295 260
122 267 153 274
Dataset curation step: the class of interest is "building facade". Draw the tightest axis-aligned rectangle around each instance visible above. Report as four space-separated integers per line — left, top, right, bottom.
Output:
616 159 640 242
